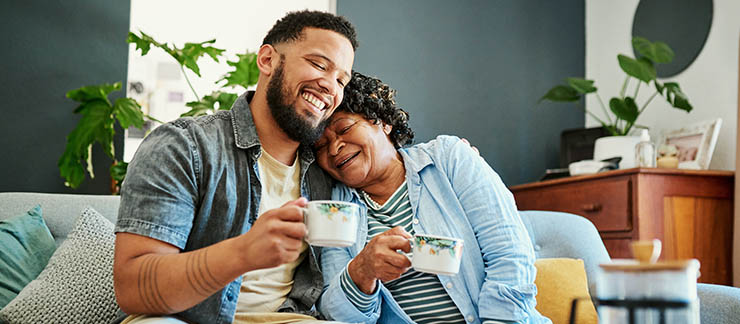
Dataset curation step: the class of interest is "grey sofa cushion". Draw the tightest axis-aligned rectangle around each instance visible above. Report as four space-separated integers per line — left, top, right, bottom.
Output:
0 192 120 247
0 207 119 324
697 283 740 324
519 210 611 295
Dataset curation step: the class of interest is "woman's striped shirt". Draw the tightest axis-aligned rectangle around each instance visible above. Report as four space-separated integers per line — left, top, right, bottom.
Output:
339 182 466 324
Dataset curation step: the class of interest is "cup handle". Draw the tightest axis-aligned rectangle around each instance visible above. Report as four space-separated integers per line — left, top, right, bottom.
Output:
399 237 414 261
301 207 310 239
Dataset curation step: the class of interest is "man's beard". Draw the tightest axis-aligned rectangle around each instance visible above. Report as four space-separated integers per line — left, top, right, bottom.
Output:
266 61 328 146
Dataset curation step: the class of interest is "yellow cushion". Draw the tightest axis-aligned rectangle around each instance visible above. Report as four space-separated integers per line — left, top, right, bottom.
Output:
534 258 598 324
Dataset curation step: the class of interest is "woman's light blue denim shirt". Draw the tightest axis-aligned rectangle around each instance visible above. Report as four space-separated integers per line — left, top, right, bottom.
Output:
319 135 551 324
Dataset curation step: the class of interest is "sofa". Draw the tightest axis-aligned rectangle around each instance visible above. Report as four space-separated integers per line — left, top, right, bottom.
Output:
1 192 739 323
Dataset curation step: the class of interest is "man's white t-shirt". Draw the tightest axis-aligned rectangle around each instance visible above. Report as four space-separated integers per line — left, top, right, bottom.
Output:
236 148 308 313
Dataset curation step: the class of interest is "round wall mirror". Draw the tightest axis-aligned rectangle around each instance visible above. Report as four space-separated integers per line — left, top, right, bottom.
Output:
632 0 713 78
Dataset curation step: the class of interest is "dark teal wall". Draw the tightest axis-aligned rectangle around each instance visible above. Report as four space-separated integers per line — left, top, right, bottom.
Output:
0 1 131 194
338 0 585 185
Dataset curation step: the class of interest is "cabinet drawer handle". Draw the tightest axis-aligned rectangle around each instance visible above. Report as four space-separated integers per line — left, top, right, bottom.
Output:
581 203 602 212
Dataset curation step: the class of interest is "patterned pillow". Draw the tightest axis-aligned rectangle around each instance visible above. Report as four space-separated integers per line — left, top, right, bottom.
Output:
0 207 120 323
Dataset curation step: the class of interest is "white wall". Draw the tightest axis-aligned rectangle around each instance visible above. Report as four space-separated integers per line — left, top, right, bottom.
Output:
587 0 740 286
585 0 739 171
124 0 335 161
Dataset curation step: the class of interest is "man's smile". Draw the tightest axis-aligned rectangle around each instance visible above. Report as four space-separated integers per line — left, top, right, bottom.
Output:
301 91 328 115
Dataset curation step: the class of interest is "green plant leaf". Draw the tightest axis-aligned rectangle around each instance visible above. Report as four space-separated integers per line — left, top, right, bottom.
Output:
59 82 143 189
566 77 597 94
181 91 238 117
58 99 115 188
654 80 665 95
618 55 656 83
110 161 128 183
539 85 580 102
127 31 155 55
128 31 225 77
66 82 121 107
113 98 145 129
609 97 639 124
632 36 674 64
218 53 260 89
662 82 693 112
179 39 225 76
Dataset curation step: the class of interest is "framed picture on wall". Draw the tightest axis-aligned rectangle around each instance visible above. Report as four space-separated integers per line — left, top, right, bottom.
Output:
658 118 722 170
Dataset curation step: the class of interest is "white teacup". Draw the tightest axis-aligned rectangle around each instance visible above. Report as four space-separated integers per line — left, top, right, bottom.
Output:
407 234 464 275
303 200 359 247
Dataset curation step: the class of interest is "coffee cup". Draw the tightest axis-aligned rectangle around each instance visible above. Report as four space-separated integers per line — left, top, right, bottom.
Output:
303 200 359 247
406 234 464 275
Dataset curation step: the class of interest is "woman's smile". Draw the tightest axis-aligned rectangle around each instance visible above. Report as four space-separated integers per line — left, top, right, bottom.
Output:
335 151 361 169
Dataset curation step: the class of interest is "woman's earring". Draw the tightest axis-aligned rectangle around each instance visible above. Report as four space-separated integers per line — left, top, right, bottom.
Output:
383 124 392 135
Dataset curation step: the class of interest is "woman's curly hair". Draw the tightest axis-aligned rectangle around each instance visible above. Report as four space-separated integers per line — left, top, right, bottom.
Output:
337 71 414 148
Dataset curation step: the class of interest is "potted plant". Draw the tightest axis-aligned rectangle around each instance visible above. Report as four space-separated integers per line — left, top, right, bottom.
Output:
539 36 693 168
59 31 259 193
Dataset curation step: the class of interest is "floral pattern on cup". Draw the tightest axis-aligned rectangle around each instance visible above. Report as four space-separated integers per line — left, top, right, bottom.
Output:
415 236 463 259
317 203 352 222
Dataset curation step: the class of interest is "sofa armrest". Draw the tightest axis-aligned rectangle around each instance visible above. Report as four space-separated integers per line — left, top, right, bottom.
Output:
698 283 740 323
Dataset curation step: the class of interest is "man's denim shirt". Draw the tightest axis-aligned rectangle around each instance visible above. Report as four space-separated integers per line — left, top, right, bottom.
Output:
115 92 333 324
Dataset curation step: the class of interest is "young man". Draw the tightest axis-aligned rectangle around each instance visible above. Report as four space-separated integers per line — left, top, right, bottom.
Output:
112 11 357 324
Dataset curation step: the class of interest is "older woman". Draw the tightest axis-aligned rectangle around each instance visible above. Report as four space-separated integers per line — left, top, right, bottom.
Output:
314 72 550 324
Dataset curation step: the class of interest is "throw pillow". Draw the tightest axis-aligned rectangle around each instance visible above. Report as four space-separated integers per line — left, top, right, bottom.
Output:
534 258 598 324
0 205 56 309
0 207 120 323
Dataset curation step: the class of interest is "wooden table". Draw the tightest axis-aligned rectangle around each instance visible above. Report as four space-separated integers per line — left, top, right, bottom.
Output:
510 168 734 285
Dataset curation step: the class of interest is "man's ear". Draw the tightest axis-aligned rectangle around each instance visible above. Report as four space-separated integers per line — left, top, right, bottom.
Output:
257 44 279 76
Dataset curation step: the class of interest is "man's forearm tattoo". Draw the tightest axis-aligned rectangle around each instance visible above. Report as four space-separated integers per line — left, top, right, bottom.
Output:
138 256 174 313
185 249 221 297
136 249 222 313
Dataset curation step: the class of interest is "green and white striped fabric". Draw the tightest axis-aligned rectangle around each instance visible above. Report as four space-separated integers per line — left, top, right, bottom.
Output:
340 182 466 324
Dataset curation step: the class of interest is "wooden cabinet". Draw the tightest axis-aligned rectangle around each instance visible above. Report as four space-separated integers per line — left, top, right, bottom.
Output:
510 168 734 285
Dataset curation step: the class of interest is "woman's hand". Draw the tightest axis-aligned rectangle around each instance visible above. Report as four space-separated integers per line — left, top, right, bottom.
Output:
347 226 413 294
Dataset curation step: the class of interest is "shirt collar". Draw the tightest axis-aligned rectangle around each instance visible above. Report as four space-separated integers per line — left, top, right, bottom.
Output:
230 91 316 164
231 91 260 149
399 147 433 174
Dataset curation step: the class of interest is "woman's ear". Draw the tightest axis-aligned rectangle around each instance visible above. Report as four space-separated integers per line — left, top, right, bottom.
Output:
383 123 392 135
257 44 278 76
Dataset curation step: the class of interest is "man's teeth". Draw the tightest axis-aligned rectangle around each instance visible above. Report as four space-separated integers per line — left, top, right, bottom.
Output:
302 92 326 110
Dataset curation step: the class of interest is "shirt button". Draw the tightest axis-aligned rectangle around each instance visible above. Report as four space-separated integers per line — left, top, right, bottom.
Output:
413 218 419 225
467 315 474 322
446 282 453 289
226 291 235 302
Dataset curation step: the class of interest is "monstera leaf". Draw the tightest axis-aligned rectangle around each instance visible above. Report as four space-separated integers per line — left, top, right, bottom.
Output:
540 36 692 136
566 78 597 94
618 55 656 83
656 81 693 112
633 37 674 64
609 97 639 124
539 85 580 102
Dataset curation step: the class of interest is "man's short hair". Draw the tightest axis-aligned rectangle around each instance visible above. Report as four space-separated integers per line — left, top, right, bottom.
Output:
263 10 358 50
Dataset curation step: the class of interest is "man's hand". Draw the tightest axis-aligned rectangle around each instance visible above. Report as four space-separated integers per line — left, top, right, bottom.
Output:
238 197 309 271
461 138 480 155
347 226 412 294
